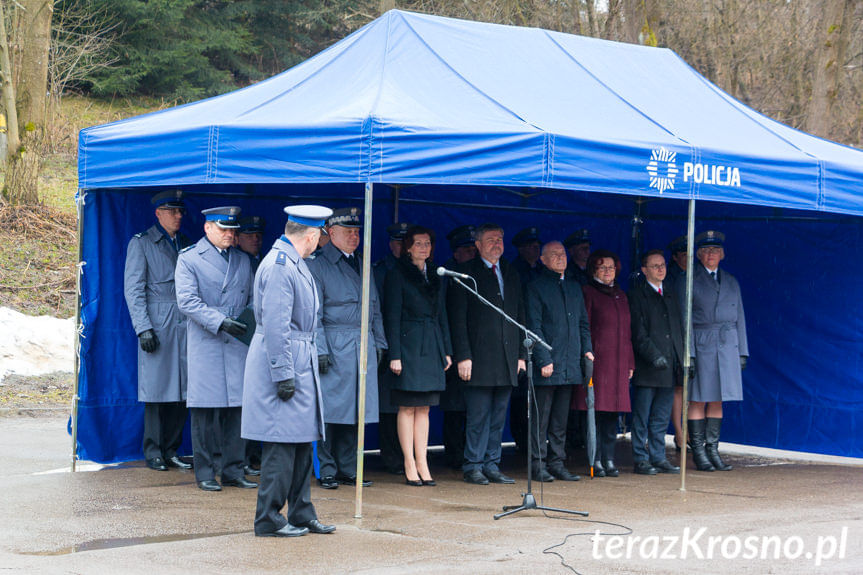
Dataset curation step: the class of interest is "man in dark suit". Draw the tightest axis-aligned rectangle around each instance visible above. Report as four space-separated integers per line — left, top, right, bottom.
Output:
628 249 685 475
448 223 526 485
525 241 593 482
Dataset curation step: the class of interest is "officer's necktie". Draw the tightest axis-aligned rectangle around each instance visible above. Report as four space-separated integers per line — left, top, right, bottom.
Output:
347 254 360 275
710 271 718 283
220 248 229 262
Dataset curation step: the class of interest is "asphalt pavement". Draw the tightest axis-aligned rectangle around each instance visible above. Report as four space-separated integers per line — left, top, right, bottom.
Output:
1 413 860 574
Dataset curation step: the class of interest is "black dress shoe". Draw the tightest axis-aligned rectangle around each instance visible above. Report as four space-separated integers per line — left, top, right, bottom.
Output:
652 460 680 474
222 477 258 489
146 457 168 471
463 469 489 485
257 523 308 538
166 456 193 470
421 478 436 486
318 475 339 489
299 519 336 534
592 461 606 478
634 461 658 475
405 478 423 486
549 467 580 481
534 468 555 482
244 465 261 476
603 460 619 477
197 480 222 491
485 469 516 484
336 475 372 487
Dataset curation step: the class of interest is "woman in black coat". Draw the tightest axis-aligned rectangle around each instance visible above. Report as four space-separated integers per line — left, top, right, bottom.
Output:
384 226 452 486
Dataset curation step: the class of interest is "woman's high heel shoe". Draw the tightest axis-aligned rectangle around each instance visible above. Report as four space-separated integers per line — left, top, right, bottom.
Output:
421 478 436 486
405 478 423 486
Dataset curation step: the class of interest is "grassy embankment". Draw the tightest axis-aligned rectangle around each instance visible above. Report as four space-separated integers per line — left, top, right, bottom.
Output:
0 95 164 317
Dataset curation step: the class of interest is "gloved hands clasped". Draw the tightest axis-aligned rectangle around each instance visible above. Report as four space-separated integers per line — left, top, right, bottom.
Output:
219 317 248 337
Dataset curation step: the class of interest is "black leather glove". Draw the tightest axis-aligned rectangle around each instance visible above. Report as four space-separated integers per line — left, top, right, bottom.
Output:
138 329 159 353
376 348 383 365
219 318 248 337
687 365 696 381
652 356 669 370
318 354 330 374
740 356 748 370
277 378 295 401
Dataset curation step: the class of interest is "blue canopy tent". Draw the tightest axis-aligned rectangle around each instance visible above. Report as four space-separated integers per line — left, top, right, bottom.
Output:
75 10 863 481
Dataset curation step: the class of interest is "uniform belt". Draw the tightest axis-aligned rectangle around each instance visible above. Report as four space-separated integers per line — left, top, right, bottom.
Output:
693 322 736 330
254 326 315 342
147 298 178 304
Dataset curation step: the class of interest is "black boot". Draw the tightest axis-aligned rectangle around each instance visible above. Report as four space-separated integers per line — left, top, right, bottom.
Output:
705 417 733 471
688 419 715 472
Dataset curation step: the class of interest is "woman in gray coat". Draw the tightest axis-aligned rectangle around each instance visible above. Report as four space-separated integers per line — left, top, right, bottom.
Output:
384 226 452 486
689 231 748 472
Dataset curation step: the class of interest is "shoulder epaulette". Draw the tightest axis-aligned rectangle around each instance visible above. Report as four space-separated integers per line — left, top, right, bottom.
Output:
179 244 196 254
133 232 144 238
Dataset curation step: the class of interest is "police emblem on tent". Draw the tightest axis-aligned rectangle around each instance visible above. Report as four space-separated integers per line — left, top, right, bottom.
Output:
646 147 678 193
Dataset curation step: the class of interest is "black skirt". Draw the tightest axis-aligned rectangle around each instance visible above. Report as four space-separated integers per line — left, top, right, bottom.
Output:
391 389 440 407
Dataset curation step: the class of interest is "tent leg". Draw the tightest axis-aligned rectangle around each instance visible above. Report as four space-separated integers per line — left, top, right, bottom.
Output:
71 191 86 472
355 182 374 519
680 199 696 491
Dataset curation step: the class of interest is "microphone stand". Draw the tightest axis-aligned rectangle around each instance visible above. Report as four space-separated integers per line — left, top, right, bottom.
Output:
450 276 589 521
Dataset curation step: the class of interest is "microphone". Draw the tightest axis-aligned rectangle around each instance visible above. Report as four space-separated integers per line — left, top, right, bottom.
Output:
437 266 472 280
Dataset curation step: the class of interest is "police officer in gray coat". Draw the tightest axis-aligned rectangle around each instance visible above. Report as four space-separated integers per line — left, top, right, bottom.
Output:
307 207 388 489
175 206 257 491
124 190 193 472
688 231 748 472
242 206 336 538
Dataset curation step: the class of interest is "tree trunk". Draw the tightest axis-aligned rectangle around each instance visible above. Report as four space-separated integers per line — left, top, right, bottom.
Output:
17 0 52 133
3 0 52 205
805 0 852 137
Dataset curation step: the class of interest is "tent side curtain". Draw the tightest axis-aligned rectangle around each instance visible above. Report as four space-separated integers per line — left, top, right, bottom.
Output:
76 184 863 463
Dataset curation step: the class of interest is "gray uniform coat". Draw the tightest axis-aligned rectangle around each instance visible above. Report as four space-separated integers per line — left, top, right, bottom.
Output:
242 237 325 443
691 264 748 402
124 225 191 402
307 242 387 425
175 239 253 408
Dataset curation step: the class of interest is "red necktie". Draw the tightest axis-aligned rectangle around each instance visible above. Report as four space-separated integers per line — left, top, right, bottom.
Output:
658 287 663 295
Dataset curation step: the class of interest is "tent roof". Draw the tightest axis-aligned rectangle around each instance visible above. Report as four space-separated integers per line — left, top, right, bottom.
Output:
78 10 863 215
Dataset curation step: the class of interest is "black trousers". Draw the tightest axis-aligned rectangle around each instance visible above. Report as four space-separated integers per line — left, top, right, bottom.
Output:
317 423 358 478
509 373 528 450
191 407 244 483
245 440 262 468
254 442 316 535
593 411 619 463
142 401 187 461
531 385 572 471
442 410 466 469
377 413 403 472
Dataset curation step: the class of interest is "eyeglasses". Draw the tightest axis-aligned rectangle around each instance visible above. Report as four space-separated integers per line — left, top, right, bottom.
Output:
596 265 616 273
157 207 185 216
700 246 722 254
645 263 666 270
545 252 567 259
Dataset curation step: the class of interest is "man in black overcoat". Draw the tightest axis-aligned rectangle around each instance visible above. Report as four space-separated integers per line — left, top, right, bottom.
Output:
628 249 685 475
448 223 526 485
525 241 593 482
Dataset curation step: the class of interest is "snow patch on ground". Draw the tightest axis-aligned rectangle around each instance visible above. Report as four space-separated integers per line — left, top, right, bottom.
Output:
0 307 74 382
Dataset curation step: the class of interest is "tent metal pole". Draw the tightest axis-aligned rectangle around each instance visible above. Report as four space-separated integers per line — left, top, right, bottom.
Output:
393 184 400 222
355 182 374 518
680 199 696 491
71 191 85 472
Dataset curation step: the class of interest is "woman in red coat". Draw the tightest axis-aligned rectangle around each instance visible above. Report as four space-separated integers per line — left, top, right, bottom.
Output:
573 249 634 477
